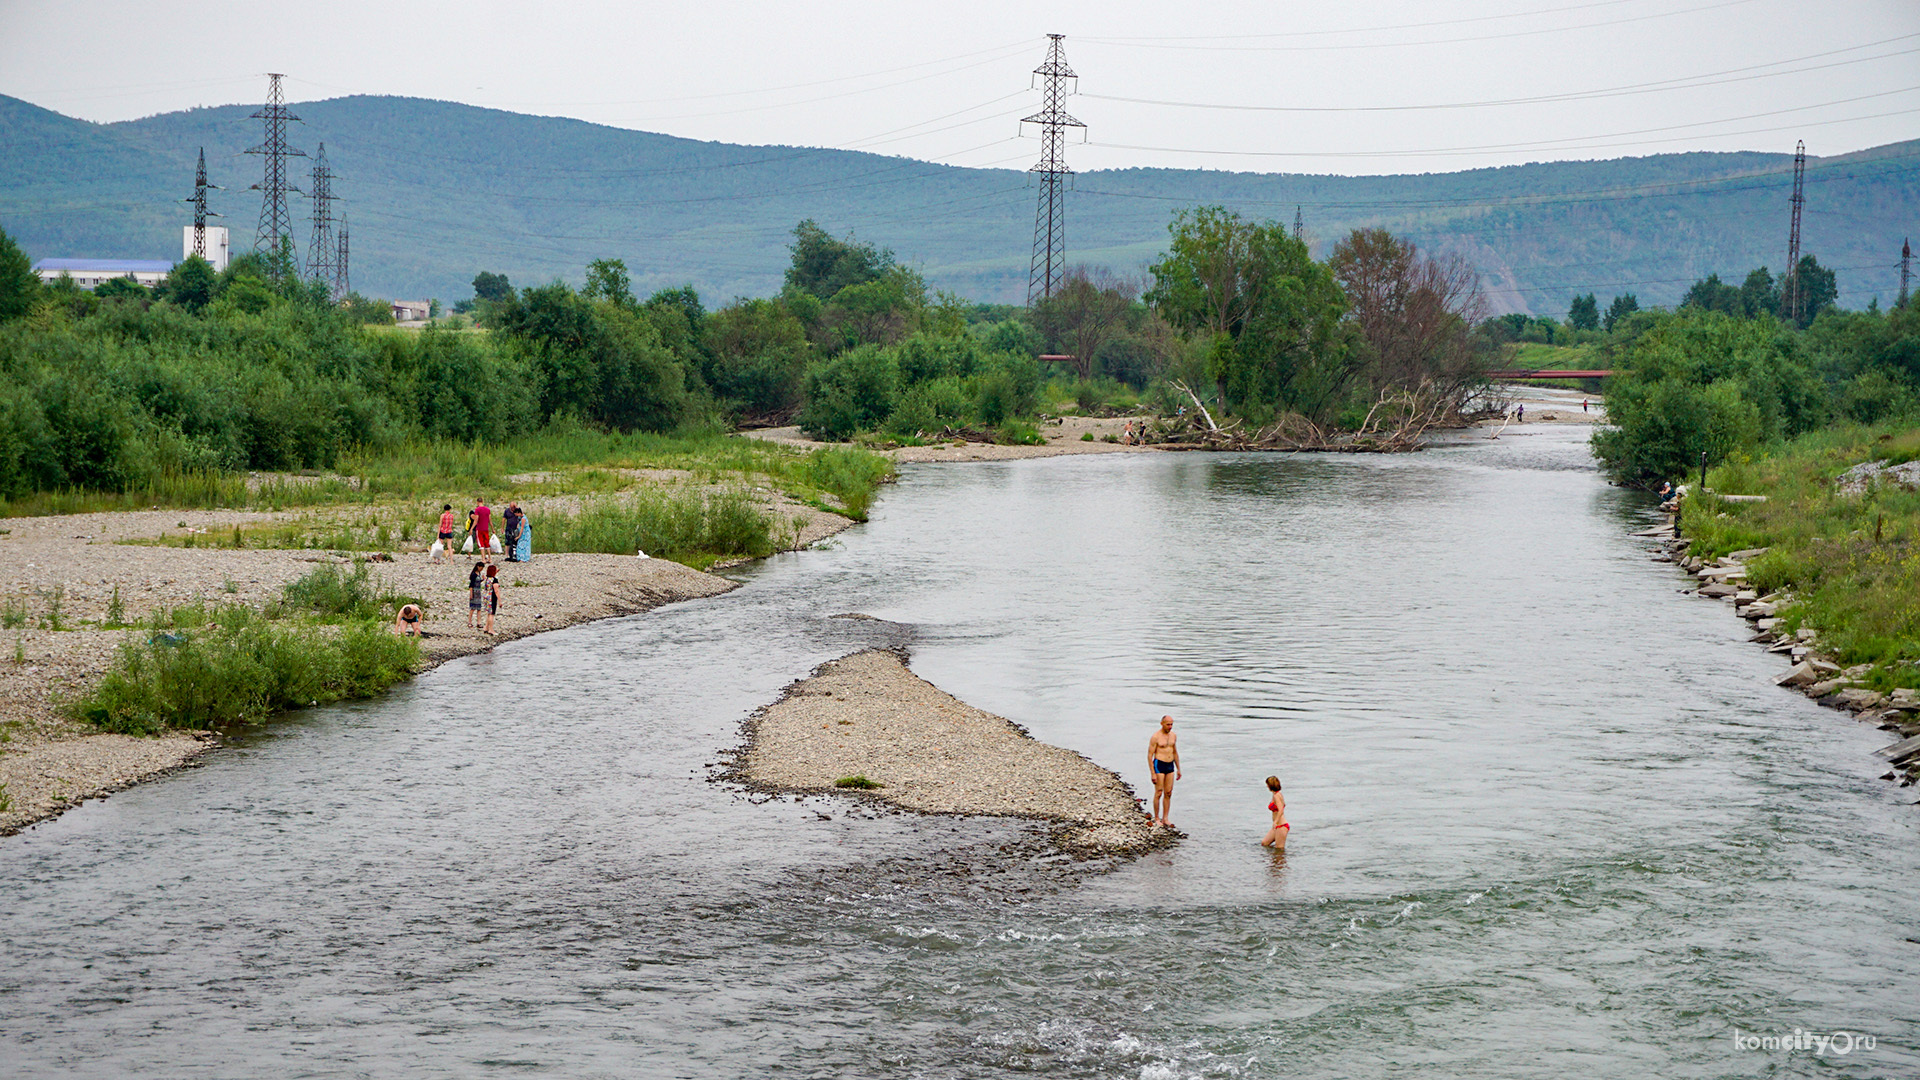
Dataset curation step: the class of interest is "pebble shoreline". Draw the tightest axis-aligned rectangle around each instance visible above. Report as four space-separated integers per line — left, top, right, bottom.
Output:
1639 515 1920 788
731 648 1171 858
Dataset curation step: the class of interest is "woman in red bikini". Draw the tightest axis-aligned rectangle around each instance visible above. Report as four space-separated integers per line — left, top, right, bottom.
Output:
1260 776 1289 850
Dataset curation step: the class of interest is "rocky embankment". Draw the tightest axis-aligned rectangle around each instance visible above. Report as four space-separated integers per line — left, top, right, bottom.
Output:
733 648 1170 857
1638 519 1920 788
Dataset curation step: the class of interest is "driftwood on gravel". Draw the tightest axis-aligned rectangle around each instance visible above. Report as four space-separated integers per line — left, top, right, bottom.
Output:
1158 379 1457 453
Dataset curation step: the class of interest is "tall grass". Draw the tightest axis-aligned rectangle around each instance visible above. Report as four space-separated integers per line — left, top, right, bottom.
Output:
1683 421 1920 688
70 605 418 735
801 447 895 521
541 487 776 567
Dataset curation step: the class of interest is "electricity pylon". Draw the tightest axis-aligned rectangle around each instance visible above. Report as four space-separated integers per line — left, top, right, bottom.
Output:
247 73 306 278
182 147 221 260
305 143 344 300
1024 34 1084 306
1779 140 1806 323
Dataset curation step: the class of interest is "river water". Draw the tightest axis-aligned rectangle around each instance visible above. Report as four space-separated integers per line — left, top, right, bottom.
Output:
3 426 1916 1078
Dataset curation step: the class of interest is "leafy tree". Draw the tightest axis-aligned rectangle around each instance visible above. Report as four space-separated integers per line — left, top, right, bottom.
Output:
1784 254 1838 328
1146 206 1351 420
93 276 150 302
471 271 514 304
798 344 898 439
1031 268 1136 381
1603 293 1640 332
490 281 692 431
1568 293 1599 331
784 220 892 301
162 255 218 313
340 291 395 325
702 297 810 416
1681 273 1741 316
1739 268 1779 318
1328 228 1494 408
584 258 635 307
816 266 925 351
0 225 39 322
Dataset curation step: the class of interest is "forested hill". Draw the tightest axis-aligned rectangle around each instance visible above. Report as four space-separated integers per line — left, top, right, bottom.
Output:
3 92 1914 314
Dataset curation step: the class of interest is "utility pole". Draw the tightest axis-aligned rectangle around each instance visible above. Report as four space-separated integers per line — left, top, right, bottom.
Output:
1293 205 1304 240
182 147 221 260
1779 139 1805 323
1024 34 1084 306
337 212 351 299
1900 238 1911 309
247 73 306 279
304 143 342 300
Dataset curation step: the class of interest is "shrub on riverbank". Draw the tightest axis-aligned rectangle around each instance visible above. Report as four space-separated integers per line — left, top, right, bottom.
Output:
71 607 419 735
1682 422 1920 688
540 487 775 566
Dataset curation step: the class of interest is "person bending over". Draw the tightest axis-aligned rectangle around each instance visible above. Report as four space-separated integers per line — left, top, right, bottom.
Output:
393 603 423 638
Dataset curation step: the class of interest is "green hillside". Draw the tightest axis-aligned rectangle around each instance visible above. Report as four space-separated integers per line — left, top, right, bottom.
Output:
2 93 1914 313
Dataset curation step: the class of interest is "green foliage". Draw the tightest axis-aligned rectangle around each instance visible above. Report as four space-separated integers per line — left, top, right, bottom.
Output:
702 297 810 416
277 562 397 621
1148 206 1352 421
1592 309 1828 484
799 344 898 439
540 487 774 566
1568 294 1599 331
472 271 513 304
1678 422 1920 687
490 279 695 432
834 775 882 789
71 605 418 735
585 258 635 307
785 220 893 301
0 226 37 323
162 255 218 313
1603 293 1640 332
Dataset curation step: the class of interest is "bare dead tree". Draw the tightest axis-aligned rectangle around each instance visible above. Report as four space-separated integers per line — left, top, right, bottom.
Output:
1329 229 1500 418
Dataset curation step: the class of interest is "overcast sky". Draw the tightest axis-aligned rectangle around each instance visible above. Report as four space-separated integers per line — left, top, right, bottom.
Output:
3 0 1916 175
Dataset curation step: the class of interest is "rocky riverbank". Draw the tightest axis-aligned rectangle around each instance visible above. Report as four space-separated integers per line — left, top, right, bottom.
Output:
731 647 1170 857
1638 517 1920 788
0 500 856 836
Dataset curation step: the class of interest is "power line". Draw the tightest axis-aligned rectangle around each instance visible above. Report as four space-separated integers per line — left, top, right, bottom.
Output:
1077 38 1920 114
1077 0 1760 52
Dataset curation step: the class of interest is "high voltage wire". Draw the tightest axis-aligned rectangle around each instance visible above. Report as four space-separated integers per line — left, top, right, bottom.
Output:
1078 0 1759 52
1078 37 1920 114
1081 0 1694 42
1090 98 1920 161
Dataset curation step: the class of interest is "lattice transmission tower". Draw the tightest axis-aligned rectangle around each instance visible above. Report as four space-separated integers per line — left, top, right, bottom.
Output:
248 73 306 278
337 213 351 299
1293 206 1304 240
1900 238 1910 309
1024 34 1084 305
305 143 345 300
182 147 222 259
1779 140 1806 323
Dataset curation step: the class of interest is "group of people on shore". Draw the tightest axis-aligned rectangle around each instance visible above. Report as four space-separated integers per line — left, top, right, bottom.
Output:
395 496 534 639
1147 715 1289 849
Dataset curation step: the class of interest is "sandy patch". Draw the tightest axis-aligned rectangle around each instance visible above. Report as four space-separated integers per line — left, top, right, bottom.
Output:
736 649 1168 856
742 417 1165 463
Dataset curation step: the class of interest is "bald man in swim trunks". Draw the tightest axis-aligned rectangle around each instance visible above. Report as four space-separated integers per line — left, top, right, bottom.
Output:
1148 715 1180 827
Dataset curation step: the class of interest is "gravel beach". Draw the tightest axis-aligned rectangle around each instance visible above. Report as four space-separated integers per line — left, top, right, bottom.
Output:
0 498 854 835
737 649 1166 856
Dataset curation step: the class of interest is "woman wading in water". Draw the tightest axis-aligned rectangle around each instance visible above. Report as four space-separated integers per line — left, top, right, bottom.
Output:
1261 776 1289 850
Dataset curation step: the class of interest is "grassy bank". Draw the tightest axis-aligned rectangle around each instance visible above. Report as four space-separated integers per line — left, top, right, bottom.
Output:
70 566 422 736
1680 422 1920 690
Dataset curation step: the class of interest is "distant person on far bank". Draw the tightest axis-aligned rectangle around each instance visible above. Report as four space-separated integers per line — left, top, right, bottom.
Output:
1148 715 1181 828
1261 776 1289 850
1516 403 1525 423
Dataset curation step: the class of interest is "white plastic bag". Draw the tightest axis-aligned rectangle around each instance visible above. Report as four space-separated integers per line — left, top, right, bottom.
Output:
460 534 475 554
489 535 504 554
429 539 445 561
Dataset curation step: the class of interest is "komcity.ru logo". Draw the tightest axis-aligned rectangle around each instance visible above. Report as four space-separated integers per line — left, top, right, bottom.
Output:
1732 1028 1876 1056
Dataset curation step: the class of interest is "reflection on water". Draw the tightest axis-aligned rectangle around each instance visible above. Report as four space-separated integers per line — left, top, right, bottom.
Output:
2 427 1915 1078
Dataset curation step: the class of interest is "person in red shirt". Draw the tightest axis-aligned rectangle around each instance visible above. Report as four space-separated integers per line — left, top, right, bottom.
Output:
437 504 456 544
473 499 492 554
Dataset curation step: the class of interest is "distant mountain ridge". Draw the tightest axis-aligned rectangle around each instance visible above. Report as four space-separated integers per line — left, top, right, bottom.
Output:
2 93 1914 314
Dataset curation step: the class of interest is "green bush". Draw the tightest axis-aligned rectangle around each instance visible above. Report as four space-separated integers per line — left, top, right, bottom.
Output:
543 487 775 565
277 562 395 621
805 446 894 521
71 608 418 735
798 345 898 439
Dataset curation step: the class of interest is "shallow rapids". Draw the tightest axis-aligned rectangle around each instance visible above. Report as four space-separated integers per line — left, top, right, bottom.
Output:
3 426 1915 1078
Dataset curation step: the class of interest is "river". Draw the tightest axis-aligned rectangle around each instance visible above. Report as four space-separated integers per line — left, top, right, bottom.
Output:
3 426 1915 1078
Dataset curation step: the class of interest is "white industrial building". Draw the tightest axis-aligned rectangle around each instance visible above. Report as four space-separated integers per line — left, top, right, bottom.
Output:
183 225 231 271
32 258 174 290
